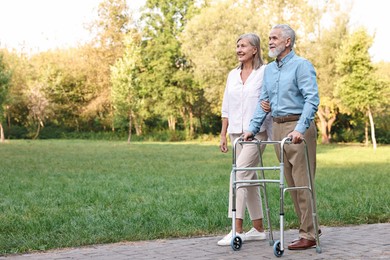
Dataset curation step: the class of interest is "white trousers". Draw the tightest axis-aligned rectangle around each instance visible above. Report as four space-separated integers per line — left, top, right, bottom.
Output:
228 131 268 220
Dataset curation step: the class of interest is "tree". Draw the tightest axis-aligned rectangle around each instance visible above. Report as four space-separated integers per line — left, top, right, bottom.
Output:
181 0 264 114
24 82 52 139
83 0 131 131
111 32 143 142
310 5 350 144
139 0 200 137
0 52 11 142
0 50 32 137
335 28 386 150
181 0 317 114
372 62 390 144
29 49 92 132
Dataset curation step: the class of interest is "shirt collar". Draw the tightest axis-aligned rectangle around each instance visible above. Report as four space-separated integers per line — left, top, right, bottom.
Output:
276 50 295 68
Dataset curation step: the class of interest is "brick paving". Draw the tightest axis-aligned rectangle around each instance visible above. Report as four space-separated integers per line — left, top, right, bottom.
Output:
1 223 389 260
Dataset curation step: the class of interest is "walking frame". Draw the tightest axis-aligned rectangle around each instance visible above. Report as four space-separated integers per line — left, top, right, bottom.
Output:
230 137 322 257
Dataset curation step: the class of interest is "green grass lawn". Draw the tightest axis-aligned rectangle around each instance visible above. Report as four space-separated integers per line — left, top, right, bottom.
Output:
0 140 389 254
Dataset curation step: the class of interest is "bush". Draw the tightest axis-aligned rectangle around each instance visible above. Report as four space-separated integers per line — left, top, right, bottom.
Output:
4 125 28 139
39 125 68 139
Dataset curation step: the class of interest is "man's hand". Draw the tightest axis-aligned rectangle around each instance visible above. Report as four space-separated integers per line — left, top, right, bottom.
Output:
287 130 303 144
220 136 228 153
242 131 254 141
261 100 271 113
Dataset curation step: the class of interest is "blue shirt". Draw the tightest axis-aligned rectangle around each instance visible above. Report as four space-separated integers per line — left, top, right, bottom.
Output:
247 50 319 135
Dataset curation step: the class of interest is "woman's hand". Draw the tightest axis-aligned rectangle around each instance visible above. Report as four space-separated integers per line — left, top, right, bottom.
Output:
261 100 271 113
220 136 228 153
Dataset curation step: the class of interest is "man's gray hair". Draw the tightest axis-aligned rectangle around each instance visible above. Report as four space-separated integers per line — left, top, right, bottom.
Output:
272 24 296 49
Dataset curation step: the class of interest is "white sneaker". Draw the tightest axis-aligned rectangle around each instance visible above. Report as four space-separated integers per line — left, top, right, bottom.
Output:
245 227 267 241
217 230 246 246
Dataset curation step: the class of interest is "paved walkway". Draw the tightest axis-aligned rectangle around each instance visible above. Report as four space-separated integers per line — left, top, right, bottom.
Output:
1 223 389 260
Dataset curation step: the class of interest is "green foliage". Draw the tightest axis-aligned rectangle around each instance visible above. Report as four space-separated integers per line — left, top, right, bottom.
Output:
334 28 390 147
3 125 28 139
181 0 317 114
181 0 248 113
0 50 31 129
335 28 383 113
0 52 11 119
296 2 349 143
331 112 364 143
314 8 349 107
111 31 144 136
80 0 131 131
26 49 96 138
138 0 202 137
93 0 130 50
1 1 390 144
0 140 389 254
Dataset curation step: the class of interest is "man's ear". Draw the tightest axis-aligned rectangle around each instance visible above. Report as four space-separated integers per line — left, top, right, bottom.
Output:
285 37 292 49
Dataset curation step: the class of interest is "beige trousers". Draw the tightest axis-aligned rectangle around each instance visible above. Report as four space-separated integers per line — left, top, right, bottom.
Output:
228 131 268 220
273 121 318 240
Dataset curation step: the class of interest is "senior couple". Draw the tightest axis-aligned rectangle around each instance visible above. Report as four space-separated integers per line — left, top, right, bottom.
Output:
219 24 320 251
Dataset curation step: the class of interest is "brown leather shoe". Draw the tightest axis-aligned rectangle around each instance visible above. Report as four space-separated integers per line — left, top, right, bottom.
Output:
291 229 322 243
288 238 316 250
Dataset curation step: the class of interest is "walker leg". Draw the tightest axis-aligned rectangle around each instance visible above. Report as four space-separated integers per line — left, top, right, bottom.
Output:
273 184 285 257
303 140 322 253
259 167 273 245
231 169 242 251
279 182 285 253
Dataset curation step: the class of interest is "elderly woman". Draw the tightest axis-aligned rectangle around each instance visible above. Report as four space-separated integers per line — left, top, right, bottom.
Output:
218 33 272 246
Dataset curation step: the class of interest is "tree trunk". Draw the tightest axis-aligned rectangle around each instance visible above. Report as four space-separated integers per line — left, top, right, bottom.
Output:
189 109 194 138
180 108 188 134
316 106 336 144
135 121 142 135
127 113 132 144
33 123 41 140
364 121 369 146
168 115 176 131
316 113 328 144
7 106 11 129
75 118 80 132
327 116 336 142
0 122 4 143
180 107 194 139
367 108 377 151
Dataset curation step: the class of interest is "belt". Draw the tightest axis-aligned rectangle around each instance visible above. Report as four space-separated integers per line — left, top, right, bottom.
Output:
273 114 301 123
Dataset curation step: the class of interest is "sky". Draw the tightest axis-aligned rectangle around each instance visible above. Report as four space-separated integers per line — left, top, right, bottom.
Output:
0 0 389 62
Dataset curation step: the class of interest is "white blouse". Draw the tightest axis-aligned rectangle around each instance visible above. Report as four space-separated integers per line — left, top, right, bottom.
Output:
221 65 272 135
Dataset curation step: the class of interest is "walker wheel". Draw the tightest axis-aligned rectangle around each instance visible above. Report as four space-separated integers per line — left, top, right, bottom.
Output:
273 240 284 257
316 246 322 253
231 235 242 251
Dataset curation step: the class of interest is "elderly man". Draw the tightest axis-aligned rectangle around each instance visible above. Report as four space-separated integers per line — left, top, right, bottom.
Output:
243 24 320 250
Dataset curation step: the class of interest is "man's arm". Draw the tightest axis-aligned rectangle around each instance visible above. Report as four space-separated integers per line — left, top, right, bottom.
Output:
244 102 268 140
294 60 319 134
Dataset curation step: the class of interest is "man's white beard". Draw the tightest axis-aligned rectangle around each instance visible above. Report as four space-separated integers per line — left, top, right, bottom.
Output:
268 50 278 58
268 45 285 58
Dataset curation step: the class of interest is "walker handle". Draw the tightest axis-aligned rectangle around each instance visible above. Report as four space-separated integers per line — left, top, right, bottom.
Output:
282 136 293 144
